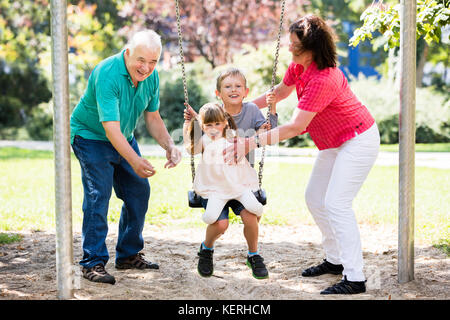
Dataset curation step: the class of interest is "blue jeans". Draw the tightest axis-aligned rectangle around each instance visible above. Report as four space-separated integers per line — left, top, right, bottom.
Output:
200 198 245 221
71 135 150 268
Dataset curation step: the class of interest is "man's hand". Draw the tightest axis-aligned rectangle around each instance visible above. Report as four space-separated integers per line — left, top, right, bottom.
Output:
102 121 156 178
131 156 156 178
164 145 182 168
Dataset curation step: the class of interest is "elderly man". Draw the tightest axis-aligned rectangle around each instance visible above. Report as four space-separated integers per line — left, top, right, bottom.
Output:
70 30 181 285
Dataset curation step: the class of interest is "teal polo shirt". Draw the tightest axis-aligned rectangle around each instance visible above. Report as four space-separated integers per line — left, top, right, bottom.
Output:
70 50 160 144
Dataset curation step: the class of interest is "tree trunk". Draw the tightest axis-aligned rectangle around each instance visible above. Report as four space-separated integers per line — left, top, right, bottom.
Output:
416 40 428 88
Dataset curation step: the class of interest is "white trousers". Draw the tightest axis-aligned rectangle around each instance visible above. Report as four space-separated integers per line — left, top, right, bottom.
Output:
305 124 380 281
202 189 263 224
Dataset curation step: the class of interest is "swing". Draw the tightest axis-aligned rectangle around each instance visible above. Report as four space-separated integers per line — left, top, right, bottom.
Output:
175 0 286 208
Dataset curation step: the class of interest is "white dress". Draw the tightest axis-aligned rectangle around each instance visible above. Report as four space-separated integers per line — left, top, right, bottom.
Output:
193 136 263 224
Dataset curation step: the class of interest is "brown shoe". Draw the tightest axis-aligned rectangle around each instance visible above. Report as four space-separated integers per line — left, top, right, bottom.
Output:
82 264 116 284
115 252 159 270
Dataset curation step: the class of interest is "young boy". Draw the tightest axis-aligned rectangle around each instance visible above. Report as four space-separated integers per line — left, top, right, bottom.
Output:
184 68 277 279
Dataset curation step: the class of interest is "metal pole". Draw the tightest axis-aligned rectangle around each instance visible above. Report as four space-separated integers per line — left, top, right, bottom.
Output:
50 0 74 299
398 0 416 284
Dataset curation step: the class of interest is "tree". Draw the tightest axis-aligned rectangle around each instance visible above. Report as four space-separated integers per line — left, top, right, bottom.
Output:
349 0 450 87
0 0 125 138
302 0 378 38
0 61 52 138
134 76 209 143
117 0 306 68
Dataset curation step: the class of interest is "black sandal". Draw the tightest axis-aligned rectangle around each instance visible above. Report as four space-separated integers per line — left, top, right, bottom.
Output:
320 276 366 295
302 259 343 277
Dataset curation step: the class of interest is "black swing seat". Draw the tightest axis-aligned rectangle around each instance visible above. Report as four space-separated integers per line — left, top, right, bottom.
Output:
254 188 267 206
188 189 267 208
188 190 203 208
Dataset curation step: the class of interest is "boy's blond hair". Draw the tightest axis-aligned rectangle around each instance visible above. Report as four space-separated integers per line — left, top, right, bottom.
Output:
216 68 247 92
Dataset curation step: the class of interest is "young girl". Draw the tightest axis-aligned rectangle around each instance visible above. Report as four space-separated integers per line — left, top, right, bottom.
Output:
184 103 264 225
183 68 277 280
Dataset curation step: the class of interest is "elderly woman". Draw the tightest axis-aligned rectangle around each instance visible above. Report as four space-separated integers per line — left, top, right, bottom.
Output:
225 14 380 295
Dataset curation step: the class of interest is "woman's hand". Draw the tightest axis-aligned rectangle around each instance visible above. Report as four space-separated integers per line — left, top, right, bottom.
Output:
266 91 276 108
258 122 271 133
223 137 250 165
183 103 198 122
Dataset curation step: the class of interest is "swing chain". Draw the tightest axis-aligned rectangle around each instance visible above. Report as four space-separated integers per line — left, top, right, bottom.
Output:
175 0 286 187
258 0 286 188
175 0 195 182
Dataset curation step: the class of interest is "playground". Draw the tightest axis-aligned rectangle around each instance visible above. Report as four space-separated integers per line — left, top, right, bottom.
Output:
0 223 448 300
1 0 449 302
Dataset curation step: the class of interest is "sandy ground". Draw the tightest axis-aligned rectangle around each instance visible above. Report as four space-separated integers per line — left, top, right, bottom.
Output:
0 223 448 300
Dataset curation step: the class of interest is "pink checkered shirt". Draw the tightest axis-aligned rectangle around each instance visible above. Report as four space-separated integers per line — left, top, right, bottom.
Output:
283 61 375 150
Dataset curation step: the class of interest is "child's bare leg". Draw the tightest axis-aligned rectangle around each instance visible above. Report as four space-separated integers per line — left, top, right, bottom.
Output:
204 219 229 248
240 209 260 253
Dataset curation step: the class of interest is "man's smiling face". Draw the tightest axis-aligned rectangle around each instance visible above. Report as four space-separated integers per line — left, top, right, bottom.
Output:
125 44 160 85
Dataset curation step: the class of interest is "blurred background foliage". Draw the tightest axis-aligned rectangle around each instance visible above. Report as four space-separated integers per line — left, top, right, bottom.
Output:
0 0 449 145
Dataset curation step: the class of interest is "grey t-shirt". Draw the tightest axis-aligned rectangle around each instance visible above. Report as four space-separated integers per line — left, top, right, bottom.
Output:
231 102 278 166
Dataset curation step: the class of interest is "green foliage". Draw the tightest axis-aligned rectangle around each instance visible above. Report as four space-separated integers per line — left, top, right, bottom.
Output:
350 0 450 50
349 75 450 144
433 238 450 256
0 62 52 138
25 103 53 141
0 232 22 245
231 43 291 98
377 114 399 144
0 0 125 139
0 0 51 67
134 75 209 143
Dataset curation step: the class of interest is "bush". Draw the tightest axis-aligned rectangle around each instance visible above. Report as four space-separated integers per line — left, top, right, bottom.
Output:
232 45 450 146
25 102 54 141
0 62 52 139
350 75 450 144
0 95 23 139
134 75 209 144
258 74 450 146
0 233 23 245
377 114 399 144
232 43 291 98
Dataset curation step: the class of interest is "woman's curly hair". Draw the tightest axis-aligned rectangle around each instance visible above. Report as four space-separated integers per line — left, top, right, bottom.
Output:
289 14 337 70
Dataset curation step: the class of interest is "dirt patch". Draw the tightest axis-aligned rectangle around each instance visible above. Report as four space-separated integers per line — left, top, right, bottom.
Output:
0 224 448 300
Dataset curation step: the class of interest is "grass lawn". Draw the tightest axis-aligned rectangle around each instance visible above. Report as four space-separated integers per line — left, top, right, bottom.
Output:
0 147 448 249
299 143 450 153
379 143 450 152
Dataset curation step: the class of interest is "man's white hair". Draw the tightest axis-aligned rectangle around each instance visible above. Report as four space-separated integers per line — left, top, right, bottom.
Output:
127 29 162 57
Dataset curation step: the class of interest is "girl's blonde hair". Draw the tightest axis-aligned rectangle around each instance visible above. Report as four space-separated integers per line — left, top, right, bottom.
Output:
189 102 237 154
